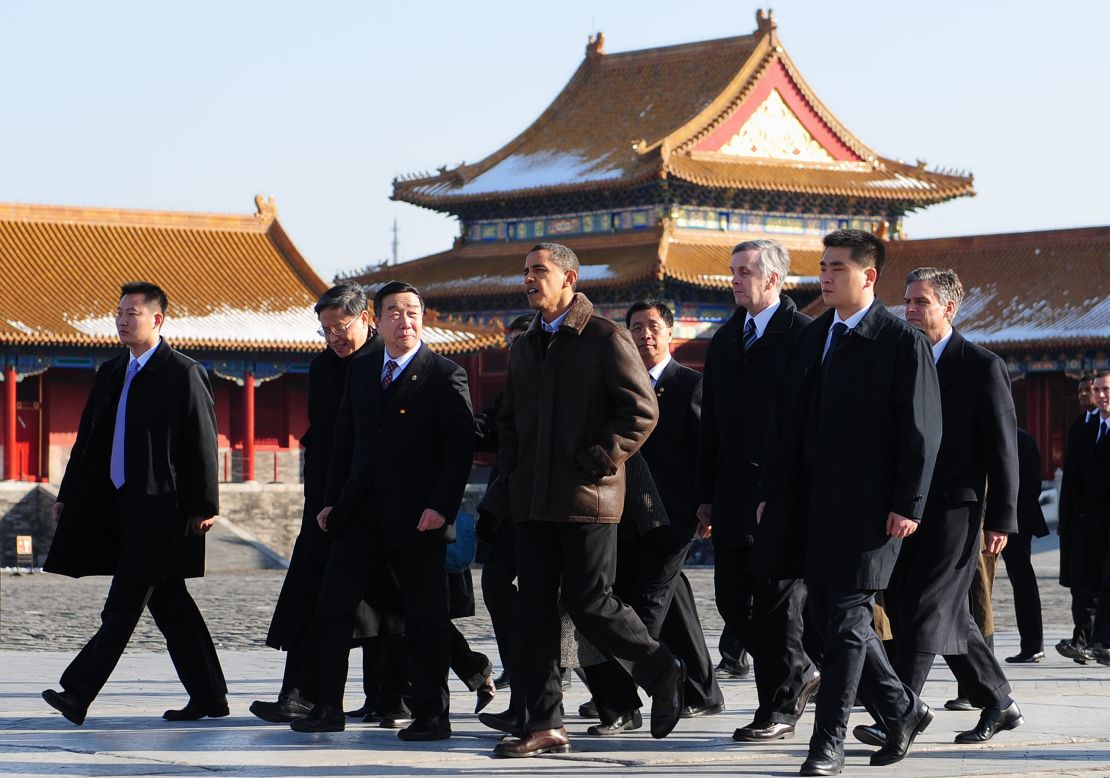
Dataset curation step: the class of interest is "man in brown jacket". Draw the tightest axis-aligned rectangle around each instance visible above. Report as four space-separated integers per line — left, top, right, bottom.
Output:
490 242 686 757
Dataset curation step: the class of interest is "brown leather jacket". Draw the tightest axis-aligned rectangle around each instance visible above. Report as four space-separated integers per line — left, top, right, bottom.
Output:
499 293 658 523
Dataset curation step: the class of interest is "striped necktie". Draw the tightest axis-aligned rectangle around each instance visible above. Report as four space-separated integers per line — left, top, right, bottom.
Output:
743 318 758 351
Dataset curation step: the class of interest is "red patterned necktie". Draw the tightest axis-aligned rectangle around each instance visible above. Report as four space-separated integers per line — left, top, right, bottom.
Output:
382 359 398 390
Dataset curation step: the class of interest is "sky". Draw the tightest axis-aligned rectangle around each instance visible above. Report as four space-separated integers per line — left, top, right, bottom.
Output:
2 1 1107 283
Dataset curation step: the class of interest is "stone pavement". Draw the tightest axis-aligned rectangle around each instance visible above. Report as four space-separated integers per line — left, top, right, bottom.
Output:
2 522 1109 776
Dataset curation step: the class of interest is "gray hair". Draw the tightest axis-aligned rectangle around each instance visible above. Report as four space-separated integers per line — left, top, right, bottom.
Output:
530 242 580 274
731 239 790 290
905 267 964 318
315 282 368 316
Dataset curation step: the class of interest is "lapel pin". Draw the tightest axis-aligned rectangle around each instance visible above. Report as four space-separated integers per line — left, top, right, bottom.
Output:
400 409 406 414
410 375 417 381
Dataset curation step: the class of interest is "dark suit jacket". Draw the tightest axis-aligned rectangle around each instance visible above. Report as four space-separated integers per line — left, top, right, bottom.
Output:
886 329 1018 653
1058 411 1110 587
45 340 218 580
1016 427 1049 538
695 297 811 548
324 342 475 547
638 358 702 544
758 300 942 589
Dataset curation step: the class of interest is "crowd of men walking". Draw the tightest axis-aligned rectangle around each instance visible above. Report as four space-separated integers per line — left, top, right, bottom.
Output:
39 229 1110 776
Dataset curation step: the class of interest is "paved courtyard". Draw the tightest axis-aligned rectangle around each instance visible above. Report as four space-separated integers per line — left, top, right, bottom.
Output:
1 520 1108 777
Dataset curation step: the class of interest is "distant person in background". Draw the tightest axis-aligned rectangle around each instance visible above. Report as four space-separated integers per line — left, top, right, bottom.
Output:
42 281 226 725
1001 428 1050 663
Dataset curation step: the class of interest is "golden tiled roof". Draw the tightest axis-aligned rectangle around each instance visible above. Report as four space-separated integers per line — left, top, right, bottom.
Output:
0 198 502 355
353 227 822 300
394 12 972 210
804 226 1110 350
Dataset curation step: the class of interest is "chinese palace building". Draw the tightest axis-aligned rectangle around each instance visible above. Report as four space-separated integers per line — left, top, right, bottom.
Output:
0 196 501 485
351 10 974 363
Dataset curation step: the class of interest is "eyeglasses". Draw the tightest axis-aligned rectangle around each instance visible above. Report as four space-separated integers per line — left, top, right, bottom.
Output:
317 319 358 338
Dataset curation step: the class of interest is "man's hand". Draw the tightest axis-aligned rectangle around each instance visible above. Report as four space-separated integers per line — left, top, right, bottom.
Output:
983 530 1008 555
190 516 216 535
317 506 333 532
886 511 919 538
696 503 713 539
52 501 64 521
417 508 446 532
756 501 766 525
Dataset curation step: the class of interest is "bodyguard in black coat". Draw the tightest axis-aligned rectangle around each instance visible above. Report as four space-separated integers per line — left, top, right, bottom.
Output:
295 282 475 741
42 282 226 725
583 301 723 734
694 241 818 743
883 268 1023 744
760 231 941 774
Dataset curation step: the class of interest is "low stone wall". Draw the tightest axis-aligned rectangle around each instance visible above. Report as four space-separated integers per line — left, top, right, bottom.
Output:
0 481 58 567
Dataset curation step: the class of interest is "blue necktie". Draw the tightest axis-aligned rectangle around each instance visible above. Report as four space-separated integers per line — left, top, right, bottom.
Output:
820 322 848 386
1098 420 1109 447
743 318 758 351
110 360 140 489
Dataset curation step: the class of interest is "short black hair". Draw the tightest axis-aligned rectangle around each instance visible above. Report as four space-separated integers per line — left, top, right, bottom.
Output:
508 314 533 333
315 282 368 316
119 281 168 315
373 281 425 317
823 229 886 279
625 298 674 328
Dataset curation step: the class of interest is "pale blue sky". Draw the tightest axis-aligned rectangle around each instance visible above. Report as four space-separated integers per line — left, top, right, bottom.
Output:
2 1 1107 282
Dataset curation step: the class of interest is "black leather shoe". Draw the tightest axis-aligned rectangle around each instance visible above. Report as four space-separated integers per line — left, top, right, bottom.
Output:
493 671 511 690
163 698 230 721
290 703 345 733
250 692 312 723
479 708 517 735
733 720 794 741
954 701 1023 743
1004 650 1044 663
376 707 415 728
870 703 933 766
794 671 821 717
587 709 642 736
943 696 978 711
578 698 599 719
1092 646 1110 667
42 689 87 726
851 722 886 747
649 658 686 739
1056 639 1091 664
799 745 844 776
475 674 496 713
398 717 451 741
716 655 751 678
345 700 374 718
681 701 724 718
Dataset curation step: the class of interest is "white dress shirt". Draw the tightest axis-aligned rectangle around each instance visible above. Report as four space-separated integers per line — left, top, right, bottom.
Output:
647 354 672 387
743 299 781 341
822 302 872 359
931 328 954 364
381 342 422 382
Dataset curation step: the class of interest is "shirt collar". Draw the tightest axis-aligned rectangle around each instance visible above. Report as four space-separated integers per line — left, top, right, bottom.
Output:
833 302 872 332
129 339 161 370
743 299 781 340
382 342 422 378
647 353 672 386
542 309 570 333
1087 408 1100 422
931 327 954 364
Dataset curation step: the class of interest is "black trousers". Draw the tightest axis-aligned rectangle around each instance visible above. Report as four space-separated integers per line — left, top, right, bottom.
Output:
514 521 673 731
893 618 1011 707
481 518 517 675
808 587 918 751
1000 531 1044 654
450 623 492 691
59 501 226 708
588 529 721 722
1089 518 1110 647
304 521 450 721
715 542 814 724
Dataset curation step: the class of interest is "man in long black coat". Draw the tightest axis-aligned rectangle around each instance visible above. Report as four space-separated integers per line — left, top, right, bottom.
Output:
759 230 941 775
293 281 475 741
581 299 723 735
880 267 1023 744
42 282 226 725
250 283 400 724
695 240 818 743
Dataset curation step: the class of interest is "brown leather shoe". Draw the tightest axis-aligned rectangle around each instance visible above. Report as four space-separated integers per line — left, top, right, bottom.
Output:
794 671 821 717
493 727 571 758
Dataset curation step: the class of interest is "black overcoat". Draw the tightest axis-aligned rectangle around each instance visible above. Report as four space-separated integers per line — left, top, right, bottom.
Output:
1058 412 1110 588
44 341 218 580
265 338 391 650
885 330 1019 654
325 343 475 545
695 298 810 549
757 300 942 589
1016 427 1049 538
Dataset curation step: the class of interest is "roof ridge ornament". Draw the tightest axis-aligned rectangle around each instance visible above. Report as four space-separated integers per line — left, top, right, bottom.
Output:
756 9 777 42
254 194 277 219
586 31 606 61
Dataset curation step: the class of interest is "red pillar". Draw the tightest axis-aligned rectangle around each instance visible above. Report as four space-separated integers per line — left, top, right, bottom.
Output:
243 370 256 482
3 365 15 481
